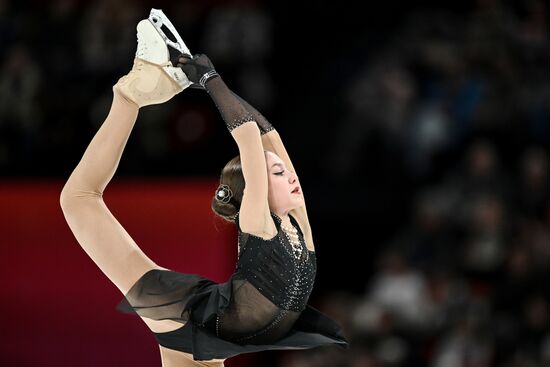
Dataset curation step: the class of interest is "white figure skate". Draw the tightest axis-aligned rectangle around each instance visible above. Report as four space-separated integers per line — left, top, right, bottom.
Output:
114 9 192 107
147 8 204 89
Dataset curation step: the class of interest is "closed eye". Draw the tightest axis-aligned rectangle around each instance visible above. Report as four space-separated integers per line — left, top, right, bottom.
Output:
274 171 284 176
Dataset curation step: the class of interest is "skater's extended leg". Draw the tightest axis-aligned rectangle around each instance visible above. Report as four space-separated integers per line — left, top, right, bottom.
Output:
60 91 160 295
60 18 185 295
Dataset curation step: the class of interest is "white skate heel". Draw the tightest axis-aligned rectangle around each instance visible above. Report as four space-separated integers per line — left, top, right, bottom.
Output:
146 8 202 89
135 8 192 89
114 9 191 107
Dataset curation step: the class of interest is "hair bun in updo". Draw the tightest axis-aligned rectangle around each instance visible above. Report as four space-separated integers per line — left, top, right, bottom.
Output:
211 155 244 222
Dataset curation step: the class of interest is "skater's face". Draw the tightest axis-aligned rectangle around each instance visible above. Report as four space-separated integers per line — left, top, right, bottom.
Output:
265 151 304 214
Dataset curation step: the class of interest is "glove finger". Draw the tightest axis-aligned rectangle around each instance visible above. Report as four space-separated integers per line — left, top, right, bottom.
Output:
178 56 191 64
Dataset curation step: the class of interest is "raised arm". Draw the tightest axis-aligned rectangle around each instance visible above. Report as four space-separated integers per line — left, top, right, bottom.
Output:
179 54 276 238
230 93 315 251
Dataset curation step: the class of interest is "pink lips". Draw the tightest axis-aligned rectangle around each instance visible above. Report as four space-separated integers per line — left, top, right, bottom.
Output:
291 186 301 194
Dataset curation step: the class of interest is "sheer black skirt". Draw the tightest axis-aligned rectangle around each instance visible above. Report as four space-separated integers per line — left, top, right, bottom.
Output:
117 269 349 361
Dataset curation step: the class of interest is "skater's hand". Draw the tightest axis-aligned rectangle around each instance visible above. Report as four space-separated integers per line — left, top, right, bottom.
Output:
177 54 219 89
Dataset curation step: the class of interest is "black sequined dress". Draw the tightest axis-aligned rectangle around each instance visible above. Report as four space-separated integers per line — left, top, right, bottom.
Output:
117 212 349 360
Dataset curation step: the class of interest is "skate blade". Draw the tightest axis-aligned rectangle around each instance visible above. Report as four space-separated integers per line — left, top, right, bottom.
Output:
135 17 191 89
148 8 192 57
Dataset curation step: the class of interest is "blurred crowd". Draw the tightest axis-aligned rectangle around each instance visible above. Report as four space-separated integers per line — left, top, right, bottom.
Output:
292 139 550 367
279 1 550 366
2 0 550 366
0 0 276 175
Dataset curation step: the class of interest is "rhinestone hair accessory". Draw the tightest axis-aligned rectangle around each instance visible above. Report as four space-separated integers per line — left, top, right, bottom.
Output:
215 184 233 204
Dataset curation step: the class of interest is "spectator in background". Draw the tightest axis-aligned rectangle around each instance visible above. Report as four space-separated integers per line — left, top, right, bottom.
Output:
327 56 415 179
441 139 512 230
387 188 458 274
431 307 494 367
515 146 549 220
354 250 435 334
461 194 508 278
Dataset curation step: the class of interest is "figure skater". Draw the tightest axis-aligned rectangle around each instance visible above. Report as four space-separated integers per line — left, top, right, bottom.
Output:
60 10 348 366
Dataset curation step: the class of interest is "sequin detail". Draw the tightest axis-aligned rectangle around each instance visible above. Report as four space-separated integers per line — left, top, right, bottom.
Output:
229 215 315 342
259 124 274 135
227 112 256 132
234 212 316 313
234 309 290 342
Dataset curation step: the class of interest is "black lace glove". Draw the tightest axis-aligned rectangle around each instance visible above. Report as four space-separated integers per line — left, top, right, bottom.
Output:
177 54 253 131
177 54 219 89
178 53 274 134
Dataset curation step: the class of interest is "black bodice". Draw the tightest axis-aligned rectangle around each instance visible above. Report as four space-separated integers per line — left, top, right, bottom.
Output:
211 212 317 344
233 212 317 313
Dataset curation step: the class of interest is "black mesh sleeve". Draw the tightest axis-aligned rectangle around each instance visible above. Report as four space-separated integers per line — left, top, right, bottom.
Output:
204 77 275 134
205 77 256 132
230 92 274 135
